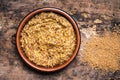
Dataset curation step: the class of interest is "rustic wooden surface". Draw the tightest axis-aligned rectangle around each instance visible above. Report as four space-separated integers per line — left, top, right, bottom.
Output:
0 0 120 80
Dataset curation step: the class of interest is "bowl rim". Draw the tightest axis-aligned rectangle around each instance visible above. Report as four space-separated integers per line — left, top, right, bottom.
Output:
16 7 81 72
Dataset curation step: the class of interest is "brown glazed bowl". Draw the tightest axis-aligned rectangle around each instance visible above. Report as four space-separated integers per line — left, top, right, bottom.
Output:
16 8 80 72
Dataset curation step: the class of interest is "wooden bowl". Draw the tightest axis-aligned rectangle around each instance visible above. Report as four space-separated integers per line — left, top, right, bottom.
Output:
16 8 81 72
